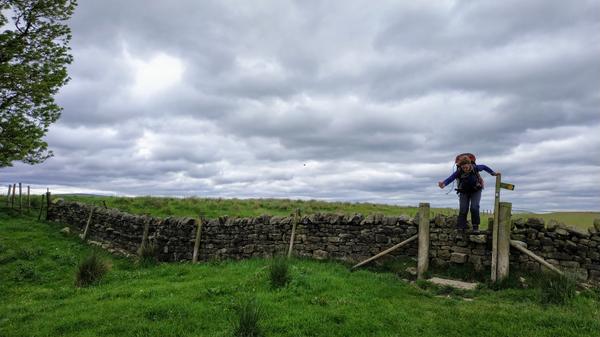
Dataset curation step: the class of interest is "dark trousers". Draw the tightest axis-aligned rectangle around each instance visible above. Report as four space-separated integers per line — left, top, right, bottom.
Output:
457 189 482 230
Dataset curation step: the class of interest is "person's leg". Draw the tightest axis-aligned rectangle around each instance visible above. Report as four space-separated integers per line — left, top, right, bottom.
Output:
457 193 469 230
470 189 482 231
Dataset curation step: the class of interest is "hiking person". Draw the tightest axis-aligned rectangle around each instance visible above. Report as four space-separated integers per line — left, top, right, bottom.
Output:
437 154 500 233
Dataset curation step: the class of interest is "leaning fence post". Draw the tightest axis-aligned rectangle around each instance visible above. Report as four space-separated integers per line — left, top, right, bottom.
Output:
81 206 95 241
192 216 204 263
287 209 300 258
492 202 512 283
37 194 45 221
417 202 430 280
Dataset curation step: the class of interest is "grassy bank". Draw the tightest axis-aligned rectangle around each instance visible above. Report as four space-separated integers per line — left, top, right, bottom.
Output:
1 210 599 337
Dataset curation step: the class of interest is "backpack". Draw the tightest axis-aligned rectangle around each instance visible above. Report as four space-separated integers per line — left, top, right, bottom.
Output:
454 153 484 193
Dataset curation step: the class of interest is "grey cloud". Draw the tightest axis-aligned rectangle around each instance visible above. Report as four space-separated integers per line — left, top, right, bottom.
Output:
2 0 599 211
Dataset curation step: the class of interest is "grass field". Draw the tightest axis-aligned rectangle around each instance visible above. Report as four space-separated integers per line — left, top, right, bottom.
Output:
1 210 600 337
42 195 599 230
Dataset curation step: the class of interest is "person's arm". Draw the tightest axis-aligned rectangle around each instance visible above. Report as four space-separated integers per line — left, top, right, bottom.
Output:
476 164 500 176
438 171 458 188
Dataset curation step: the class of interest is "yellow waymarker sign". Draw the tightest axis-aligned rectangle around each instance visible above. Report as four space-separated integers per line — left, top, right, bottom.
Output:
500 182 515 190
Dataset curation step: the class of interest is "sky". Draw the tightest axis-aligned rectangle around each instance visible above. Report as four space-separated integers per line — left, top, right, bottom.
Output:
3 0 600 212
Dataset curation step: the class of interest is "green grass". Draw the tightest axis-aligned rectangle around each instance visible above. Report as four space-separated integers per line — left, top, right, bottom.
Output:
1 209 600 337
513 212 600 230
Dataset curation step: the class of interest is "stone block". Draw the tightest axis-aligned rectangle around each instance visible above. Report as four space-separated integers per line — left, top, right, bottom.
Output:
313 250 328 260
469 234 486 244
450 253 467 264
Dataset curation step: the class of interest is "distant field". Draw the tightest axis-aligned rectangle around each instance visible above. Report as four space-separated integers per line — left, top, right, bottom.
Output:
8 194 598 230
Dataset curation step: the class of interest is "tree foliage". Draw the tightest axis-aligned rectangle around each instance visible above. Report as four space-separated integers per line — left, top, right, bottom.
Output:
0 0 76 167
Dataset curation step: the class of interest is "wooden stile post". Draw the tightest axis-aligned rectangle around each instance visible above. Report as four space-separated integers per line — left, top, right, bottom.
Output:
417 203 430 280
192 217 204 263
37 194 45 221
81 206 95 241
491 174 501 281
493 201 512 282
287 209 300 258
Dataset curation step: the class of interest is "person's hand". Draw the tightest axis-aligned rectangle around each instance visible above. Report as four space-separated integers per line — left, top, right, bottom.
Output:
438 181 445 189
493 172 501 176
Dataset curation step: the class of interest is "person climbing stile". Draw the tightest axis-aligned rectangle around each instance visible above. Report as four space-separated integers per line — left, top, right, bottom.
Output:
438 153 500 233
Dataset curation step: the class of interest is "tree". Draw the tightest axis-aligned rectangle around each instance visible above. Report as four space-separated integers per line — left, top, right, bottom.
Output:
0 0 77 167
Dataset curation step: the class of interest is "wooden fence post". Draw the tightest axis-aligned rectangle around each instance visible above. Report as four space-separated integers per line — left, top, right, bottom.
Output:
27 186 30 210
45 189 51 220
37 194 45 221
139 218 150 252
18 183 22 214
287 209 300 258
11 183 16 209
81 206 95 241
492 202 512 283
417 202 430 280
192 217 204 263
6 185 11 207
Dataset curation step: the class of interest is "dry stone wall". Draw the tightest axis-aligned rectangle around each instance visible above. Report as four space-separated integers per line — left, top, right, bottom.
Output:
48 200 600 283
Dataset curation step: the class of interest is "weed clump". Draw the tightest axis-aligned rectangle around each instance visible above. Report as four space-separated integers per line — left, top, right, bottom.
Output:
539 272 577 305
233 298 263 337
75 254 108 287
269 256 290 289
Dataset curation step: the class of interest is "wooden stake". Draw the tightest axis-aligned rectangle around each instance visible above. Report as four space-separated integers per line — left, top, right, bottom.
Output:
351 234 418 270
37 194 45 221
81 206 95 241
27 186 30 210
510 240 563 276
192 217 204 263
491 174 501 282
417 203 430 280
287 209 300 258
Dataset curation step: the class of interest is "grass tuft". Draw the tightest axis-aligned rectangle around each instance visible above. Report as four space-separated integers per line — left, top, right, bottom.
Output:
137 243 158 267
75 253 108 287
233 298 263 337
269 256 290 289
539 272 577 305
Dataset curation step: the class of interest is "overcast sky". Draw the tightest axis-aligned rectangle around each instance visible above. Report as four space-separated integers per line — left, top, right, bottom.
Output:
3 0 600 212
